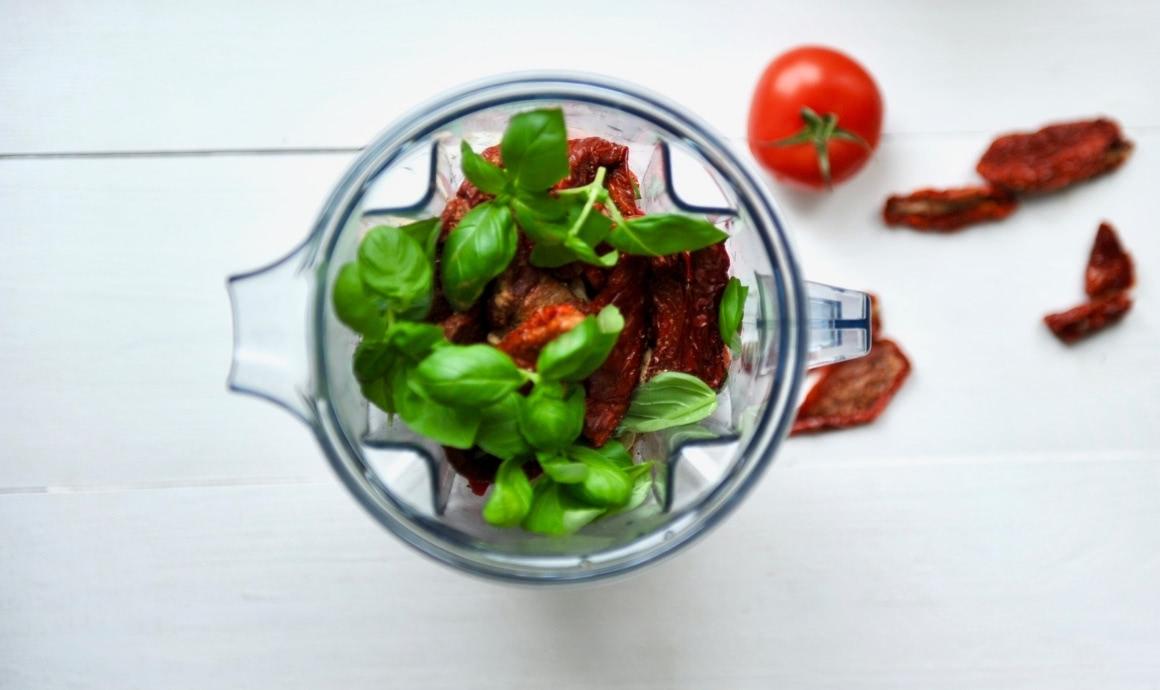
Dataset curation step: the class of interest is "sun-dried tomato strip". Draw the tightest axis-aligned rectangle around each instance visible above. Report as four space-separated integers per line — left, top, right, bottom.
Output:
1085 222 1134 298
868 292 882 338
883 186 1017 231
976 118 1133 194
605 163 642 217
558 137 628 189
444 447 500 494
496 303 586 370
1044 292 1132 344
645 253 690 379
645 246 731 389
583 257 648 447
681 244 730 389
791 338 911 435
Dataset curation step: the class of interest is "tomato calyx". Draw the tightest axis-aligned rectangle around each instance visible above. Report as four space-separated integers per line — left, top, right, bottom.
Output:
758 107 870 189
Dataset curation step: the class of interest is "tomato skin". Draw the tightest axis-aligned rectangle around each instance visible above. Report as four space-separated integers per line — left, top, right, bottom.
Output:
748 46 883 188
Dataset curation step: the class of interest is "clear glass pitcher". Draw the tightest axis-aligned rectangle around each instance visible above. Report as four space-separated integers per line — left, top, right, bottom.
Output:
227 73 872 583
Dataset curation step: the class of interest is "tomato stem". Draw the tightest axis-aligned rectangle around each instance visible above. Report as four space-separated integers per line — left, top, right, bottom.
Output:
765 107 870 189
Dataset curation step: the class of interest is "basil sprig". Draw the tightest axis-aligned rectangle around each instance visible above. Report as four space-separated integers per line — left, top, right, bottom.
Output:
442 107 730 310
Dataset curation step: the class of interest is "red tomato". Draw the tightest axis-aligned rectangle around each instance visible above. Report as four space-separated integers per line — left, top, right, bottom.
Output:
748 46 883 189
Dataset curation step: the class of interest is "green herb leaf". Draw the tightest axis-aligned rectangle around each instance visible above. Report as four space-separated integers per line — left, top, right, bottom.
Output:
522 480 606 536
590 438 633 468
460 141 508 196
398 217 442 259
517 381 585 452
606 214 728 257
353 340 395 383
535 451 589 484
536 305 624 383
564 445 634 508
391 364 481 449
440 202 517 311
332 263 389 337
357 225 434 317
605 462 655 515
619 371 719 433
501 108 570 191
482 457 533 527
411 344 524 407
352 341 397 413
718 277 748 347
386 321 446 361
359 377 395 414
476 393 532 461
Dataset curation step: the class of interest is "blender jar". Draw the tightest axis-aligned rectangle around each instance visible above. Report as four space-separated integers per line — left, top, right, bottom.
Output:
227 73 871 583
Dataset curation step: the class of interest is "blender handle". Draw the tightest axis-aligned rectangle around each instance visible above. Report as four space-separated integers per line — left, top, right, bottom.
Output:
804 281 872 368
226 243 316 424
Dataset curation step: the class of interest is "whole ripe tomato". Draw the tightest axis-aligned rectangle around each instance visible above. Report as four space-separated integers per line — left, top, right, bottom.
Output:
748 46 883 189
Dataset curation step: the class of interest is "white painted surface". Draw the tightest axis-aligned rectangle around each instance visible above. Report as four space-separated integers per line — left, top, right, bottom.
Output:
1 1 1158 688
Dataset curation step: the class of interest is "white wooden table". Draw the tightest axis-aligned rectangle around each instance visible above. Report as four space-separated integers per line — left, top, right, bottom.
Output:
2 2 1158 688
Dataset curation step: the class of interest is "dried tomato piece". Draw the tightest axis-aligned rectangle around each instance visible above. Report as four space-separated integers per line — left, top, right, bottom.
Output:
681 244 731 388
488 239 584 335
645 253 690 379
496 304 586 369
1085 222 1134 298
868 292 882 338
558 137 628 189
583 257 648 446
444 447 500 493
791 338 911 435
645 246 731 389
605 163 643 217
1044 292 1132 344
976 118 1133 194
882 186 1017 231
439 305 486 344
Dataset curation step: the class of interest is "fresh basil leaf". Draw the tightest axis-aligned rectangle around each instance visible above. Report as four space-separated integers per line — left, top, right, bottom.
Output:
398 217 441 259
528 240 578 268
522 480 605 536
619 371 719 433
718 277 748 347
353 340 395 383
476 393 532 461
460 141 508 196
535 451 589 484
360 377 395 414
564 235 619 268
525 197 617 269
482 457 533 527
517 381 585 452
513 191 572 225
332 262 389 337
606 214 728 257
411 344 523 407
391 364 481 449
501 108 569 191
589 438 633 468
564 445 633 508
357 225 434 315
386 321 446 361
605 462 655 515
440 202 517 310
536 305 624 383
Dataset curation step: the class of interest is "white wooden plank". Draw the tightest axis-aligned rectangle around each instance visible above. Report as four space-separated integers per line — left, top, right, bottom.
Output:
0 154 352 486
1 133 1156 488
2 0 1159 153
2 459 1158 689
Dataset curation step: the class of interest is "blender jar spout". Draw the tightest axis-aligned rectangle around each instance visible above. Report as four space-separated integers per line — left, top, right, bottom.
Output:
226 243 316 424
